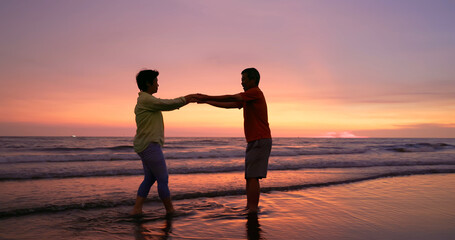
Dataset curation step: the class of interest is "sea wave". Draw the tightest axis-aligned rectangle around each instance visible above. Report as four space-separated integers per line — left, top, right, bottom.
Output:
1 168 454 218
36 145 134 152
0 153 141 164
382 142 454 152
1 158 454 181
2 141 453 164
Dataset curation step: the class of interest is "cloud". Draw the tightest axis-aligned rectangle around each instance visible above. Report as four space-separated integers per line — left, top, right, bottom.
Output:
308 86 455 105
316 131 367 138
354 123 455 138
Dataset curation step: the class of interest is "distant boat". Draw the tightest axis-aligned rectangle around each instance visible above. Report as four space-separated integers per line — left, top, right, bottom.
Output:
71 135 77 138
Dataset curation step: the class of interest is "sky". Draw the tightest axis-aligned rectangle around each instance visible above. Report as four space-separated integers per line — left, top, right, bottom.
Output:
0 0 454 138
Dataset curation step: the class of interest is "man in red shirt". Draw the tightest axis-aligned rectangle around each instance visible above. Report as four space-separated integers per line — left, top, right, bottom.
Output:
198 68 272 213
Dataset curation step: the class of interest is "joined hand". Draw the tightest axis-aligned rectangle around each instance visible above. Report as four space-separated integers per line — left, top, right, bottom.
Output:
185 93 209 103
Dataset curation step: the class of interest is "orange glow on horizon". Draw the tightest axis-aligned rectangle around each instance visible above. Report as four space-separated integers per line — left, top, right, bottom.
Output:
0 1 454 137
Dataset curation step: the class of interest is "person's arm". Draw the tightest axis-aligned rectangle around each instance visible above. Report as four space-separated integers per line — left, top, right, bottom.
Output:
205 101 243 109
141 94 197 111
199 93 243 102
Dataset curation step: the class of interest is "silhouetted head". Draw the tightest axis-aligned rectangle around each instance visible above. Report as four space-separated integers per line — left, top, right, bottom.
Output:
136 69 159 93
241 68 260 91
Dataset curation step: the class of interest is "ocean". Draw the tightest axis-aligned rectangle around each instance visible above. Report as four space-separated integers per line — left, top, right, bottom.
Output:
1 137 454 239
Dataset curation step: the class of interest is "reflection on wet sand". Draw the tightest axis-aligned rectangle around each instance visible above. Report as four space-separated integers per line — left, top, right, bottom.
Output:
246 212 262 240
134 215 173 240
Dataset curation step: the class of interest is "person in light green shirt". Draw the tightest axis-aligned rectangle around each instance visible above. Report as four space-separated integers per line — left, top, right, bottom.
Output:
131 69 197 216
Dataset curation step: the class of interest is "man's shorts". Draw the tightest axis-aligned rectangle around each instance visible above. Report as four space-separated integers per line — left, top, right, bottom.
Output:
245 138 272 179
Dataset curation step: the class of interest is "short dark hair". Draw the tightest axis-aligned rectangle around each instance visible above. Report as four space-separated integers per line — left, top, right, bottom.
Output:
241 68 260 85
136 69 159 91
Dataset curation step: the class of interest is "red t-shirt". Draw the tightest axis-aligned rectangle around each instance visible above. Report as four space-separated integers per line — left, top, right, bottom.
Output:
239 87 272 142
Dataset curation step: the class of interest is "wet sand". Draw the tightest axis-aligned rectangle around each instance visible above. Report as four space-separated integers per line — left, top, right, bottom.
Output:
1 173 454 239
140 173 455 240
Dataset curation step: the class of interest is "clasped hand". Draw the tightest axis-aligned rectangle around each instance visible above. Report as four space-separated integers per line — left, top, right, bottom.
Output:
184 94 209 104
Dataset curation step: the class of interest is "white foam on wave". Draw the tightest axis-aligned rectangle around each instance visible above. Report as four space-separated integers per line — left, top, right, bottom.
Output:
0 147 369 163
0 153 141 163
1 139 453 164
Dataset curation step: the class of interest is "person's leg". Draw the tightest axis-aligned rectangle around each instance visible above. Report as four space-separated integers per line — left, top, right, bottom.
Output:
148 145 174 214
131 195 146 215
244 139 272 213
246 177 260 213
131 173 156 215
131 162 157 215
161 196 174 214
131 144 158 215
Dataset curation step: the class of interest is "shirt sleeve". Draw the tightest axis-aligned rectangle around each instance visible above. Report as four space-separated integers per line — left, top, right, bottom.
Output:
139 93 186 111
239 88 260 102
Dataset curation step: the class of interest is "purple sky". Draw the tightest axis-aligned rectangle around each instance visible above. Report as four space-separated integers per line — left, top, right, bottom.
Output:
0 0 454 137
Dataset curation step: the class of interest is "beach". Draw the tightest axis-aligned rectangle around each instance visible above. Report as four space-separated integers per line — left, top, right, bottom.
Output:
0 173 454 239
1 137 455 239
169 173 455 240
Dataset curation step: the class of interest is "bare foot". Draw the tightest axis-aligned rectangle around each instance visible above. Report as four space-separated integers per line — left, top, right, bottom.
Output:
129 208 143 216
165 209 176 217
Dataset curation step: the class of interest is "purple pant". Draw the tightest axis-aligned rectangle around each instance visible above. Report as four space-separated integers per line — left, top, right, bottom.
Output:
136 143 170 199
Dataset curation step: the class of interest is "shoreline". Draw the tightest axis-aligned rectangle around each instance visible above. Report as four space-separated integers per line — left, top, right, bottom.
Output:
3 166 454 220
163 173 455 240
1 173 454 239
